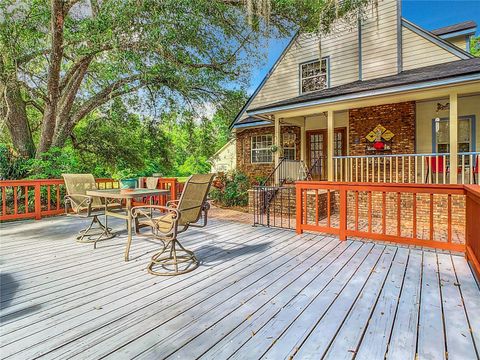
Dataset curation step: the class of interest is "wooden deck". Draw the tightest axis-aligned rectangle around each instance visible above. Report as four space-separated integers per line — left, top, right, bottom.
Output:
1 216 479 360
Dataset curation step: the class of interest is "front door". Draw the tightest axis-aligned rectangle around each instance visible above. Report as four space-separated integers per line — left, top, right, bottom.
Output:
307 128 346 180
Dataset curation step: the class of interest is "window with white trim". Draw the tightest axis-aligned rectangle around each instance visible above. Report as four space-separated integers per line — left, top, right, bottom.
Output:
300 58 328 94
282 132 296 160
434 117 473 154
251 135 273 163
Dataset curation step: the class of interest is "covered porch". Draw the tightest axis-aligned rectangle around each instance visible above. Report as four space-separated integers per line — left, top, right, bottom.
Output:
1 216 480 359
249 68 480 186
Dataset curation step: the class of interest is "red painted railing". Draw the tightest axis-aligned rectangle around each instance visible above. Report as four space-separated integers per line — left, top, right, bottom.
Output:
0 177 180 222
296 182 480 254
465 185 480 279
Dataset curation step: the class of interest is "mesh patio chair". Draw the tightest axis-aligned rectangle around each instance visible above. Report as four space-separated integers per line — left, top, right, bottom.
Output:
63 174 119 245
131 173 214 276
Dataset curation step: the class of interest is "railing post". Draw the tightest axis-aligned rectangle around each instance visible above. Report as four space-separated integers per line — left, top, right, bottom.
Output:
295 183 303 234
339 186 347 241
171 178 177 200
34 183 42 220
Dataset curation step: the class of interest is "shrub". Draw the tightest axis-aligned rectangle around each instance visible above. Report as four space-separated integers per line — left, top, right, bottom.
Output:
210 171 251 207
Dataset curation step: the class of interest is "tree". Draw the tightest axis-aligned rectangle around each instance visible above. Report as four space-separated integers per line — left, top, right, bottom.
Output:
1 0 372 158
471 35 480 57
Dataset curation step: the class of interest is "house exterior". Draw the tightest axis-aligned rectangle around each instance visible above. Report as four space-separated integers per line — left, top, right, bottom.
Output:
209 139 237 173
230 0 480 186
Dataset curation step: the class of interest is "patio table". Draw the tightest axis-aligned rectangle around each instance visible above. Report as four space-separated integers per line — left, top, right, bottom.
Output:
86 188 170 261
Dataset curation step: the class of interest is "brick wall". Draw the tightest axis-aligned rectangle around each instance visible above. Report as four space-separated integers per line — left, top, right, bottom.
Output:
349 101 416 156
236 125 301 182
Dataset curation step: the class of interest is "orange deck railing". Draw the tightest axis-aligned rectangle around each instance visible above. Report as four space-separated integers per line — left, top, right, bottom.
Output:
296 182 480 262
465 185 480 279
0 177 179 222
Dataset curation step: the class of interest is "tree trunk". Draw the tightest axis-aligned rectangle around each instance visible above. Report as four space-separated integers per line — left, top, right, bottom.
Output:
0 60 35 158
36 0 65 157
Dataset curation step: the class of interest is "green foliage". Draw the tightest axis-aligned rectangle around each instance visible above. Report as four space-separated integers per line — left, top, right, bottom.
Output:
471 35 480 57
0 144 29 180
210 171 251 207
24 147 83 179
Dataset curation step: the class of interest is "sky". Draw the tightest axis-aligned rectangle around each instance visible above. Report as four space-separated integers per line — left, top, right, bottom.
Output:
246 0 480 95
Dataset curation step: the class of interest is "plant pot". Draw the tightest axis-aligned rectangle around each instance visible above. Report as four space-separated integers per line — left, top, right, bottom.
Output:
120 178 137 189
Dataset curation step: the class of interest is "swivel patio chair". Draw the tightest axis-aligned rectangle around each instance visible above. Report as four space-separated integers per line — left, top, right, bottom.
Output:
131 173 214 276
63 174 118 244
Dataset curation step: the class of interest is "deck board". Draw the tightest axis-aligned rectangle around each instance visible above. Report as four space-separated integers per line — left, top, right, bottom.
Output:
1 217 479 360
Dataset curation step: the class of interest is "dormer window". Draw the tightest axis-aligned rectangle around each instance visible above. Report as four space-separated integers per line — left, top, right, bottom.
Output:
300 58 328 94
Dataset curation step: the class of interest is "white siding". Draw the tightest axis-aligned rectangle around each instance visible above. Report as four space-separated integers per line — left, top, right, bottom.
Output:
446 36 468 52
361 0 399 80
249 27 359 109
402 27 461 71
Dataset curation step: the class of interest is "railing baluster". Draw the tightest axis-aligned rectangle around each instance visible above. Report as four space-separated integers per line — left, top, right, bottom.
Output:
56 185 60 210
397 192 401 237
355 158 358 182
47 185 51 211
368 191 372 233
443 155 447 184
13 186 18 215
413 156 418 184
447 194 452 243
2 186 6 216
25 186 29 213
408 156 411 183
462 154 465 184
383 157 386 183
355 191 359 231
382 191 386 234
470 154 474 184
327 190 331 228
377 156 381 182
413 193 417 239
395 157 399 183
430 193 434 241
435 156 439 184
361 158 364 182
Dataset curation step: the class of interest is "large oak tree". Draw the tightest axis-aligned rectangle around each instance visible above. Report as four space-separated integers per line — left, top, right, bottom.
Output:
1 0 371 158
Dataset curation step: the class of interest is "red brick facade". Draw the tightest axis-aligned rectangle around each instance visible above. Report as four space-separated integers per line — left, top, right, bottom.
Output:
349 101 416 156
236 125 301 182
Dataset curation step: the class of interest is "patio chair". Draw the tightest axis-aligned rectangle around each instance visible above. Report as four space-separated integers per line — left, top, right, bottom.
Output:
131 173 214 276
62 174 118 244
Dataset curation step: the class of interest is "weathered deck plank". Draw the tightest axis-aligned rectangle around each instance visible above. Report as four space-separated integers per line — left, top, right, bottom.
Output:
1 217 479 360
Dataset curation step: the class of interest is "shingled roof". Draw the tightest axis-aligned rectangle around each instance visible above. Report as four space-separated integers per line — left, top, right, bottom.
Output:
432 21 477 36
246 58 480 114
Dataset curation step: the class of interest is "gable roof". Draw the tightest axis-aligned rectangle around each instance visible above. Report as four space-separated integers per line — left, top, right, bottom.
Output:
402 19 473 59
246 58 480 115
228 32 299 130
432 21 477 36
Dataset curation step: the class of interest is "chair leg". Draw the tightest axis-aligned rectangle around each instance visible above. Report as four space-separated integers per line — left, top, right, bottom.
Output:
147 237 198 276
77 215 115 245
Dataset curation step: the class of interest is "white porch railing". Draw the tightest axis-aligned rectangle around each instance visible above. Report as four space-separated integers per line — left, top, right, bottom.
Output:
333 152 479 184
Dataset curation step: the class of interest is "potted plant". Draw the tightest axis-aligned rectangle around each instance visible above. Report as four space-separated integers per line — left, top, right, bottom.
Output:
113 169 138 189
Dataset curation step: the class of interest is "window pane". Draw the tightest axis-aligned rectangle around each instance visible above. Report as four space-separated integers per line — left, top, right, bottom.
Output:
458 119 470 143
300 60 327 93
436 121 449 144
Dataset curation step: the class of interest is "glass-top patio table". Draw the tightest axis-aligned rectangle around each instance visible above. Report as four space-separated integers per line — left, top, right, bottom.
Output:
86 188 170 261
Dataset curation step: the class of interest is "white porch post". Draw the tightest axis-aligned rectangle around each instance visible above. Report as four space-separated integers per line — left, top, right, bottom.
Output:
449 93 458 184
274 116 281 185
300 119 306 162
327 110 334 181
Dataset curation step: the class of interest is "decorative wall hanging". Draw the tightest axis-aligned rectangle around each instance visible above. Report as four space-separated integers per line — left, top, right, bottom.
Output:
365 124 395 152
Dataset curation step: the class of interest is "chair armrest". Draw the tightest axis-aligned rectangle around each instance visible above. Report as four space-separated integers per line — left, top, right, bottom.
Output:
131 205 180 220
131 205 180 235
166 199 180 208
64 194 93 216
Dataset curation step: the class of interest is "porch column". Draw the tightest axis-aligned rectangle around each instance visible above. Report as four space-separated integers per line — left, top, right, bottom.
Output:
327 110 334 181
449 93 458 184
274 116 281 185
300 121 306 162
